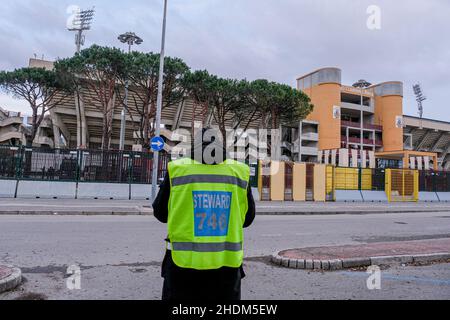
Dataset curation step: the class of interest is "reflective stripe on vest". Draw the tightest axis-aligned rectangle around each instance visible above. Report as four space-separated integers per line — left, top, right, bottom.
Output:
171 174 248 189
171 242 243 252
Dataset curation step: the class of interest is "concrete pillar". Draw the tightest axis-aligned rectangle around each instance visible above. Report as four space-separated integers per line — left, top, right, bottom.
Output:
324 150 330 165
351 149 358 168
410 157 416 169
331 149 337 166
424 156 430 170
313 164 326 202
417 156 423 170
75 92 88 148
369 151 376 169
270 161 285 201
271 128 282 161
339 149 349 167
361 150 367 168
293 163 306 201
317 150 323 164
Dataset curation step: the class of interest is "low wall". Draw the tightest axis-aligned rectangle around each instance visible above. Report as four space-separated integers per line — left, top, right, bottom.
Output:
77 183 130 200
0 180 17 198
131 184 157 200
335 190 363 202
17 181 76 199
437 192 450 202
419 192 440 202
361 191 388 202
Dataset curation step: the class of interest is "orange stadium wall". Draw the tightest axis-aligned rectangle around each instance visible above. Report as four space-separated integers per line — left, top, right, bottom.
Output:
298 68 342 151
373 82 404 152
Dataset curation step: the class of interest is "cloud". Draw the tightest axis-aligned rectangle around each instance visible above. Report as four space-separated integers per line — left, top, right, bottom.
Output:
0 0 449 120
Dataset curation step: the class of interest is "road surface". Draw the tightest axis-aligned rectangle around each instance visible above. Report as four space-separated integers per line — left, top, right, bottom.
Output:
1 211 450 300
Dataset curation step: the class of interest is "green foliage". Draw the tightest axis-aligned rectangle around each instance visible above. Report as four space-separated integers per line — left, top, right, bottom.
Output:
120 51 189 113
183 71 313 135
55 45 127 105
245 79 313 129
117 51 190 147
1 44 314 149
0 67 73 145
55 45 130 149
0 67 72 99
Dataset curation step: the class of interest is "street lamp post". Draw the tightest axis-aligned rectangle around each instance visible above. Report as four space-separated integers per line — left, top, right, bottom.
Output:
352 80 372 153
151 0 168 201
118 32 143 151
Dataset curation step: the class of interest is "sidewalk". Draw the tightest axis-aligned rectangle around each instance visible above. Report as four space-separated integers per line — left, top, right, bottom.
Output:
272 238 450 271
0 199 450 215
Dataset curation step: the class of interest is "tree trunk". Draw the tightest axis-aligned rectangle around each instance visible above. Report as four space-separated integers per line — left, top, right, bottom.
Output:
102 113 109 150
143 103 151 150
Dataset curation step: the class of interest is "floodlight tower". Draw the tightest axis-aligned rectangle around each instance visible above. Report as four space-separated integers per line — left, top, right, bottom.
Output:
413 83 426 120
118 32 143 150
68 8 95 53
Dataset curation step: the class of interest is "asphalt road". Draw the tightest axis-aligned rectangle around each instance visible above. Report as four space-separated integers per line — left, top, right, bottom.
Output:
1 211 450 300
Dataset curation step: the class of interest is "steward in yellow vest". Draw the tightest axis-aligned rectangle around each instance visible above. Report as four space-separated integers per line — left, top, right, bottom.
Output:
153 129 255 301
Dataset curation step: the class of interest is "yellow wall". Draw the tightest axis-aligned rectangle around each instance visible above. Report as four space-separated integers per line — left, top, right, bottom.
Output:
270 161 285 201
334 167 359 190
293 163 306 201
303 83 341 150
326 166 334 201
313 164 326 202
361 169 372 190
374 95 404 152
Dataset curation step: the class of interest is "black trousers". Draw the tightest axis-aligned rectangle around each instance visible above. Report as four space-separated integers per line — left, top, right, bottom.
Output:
161 250 243 301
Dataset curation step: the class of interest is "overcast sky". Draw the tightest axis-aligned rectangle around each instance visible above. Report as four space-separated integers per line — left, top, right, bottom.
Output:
0 0 449 121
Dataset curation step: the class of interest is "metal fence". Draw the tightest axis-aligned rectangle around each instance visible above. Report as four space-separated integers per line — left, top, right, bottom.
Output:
419 170 450 192
0 146 170 184
330 167 386 191
386 169 418 202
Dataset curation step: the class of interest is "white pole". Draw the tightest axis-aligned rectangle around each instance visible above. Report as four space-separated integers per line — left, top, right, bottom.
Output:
360 87 364 152
151 0 168 201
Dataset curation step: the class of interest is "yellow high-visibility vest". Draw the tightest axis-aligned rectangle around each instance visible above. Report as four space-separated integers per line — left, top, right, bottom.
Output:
167 158 250 270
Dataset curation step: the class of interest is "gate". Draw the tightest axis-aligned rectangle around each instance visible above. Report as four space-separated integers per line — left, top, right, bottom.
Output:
371 168 385 191
386 169 418 202
261 161 271 201
305 163 314 201
284 162 293 201
326 165 334 201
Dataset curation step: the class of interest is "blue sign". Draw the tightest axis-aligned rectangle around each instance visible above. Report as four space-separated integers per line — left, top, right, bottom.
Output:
193 191 232 237
150 136 165 152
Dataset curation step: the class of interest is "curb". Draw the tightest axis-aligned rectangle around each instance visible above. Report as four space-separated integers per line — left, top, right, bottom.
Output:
0 211 152 216
0 266 22 293
270 252 450 271
1 209 449 216
257 209 450 216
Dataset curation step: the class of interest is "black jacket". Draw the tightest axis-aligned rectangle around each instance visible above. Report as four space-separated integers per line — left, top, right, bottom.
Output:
153 168 256 301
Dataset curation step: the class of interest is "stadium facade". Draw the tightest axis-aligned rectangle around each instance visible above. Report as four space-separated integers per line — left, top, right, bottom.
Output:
1 60 448 170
